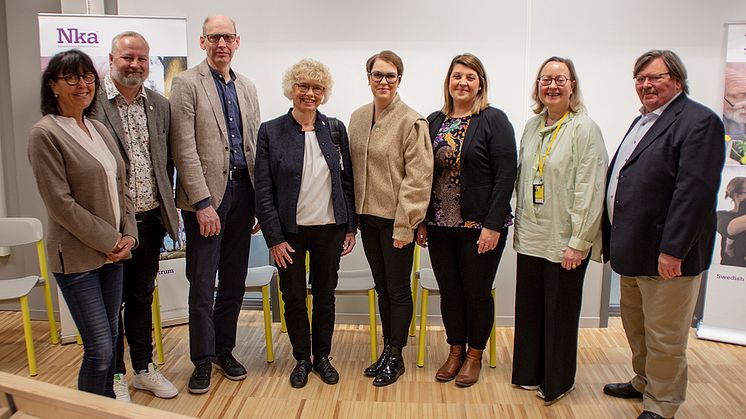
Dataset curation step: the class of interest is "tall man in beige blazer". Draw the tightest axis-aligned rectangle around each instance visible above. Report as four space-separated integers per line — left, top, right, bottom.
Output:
170 15 260 394
93 31 180 401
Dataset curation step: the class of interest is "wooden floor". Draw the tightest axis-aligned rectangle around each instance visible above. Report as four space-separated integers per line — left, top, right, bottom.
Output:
1 311 745 419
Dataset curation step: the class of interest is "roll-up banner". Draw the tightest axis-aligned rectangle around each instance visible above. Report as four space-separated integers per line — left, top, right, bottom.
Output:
38 14 188 343
697 22 746 346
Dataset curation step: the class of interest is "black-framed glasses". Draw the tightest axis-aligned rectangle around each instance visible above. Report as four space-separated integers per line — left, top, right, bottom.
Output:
538 75 571 86
58 73 95 86
295 83 325 95
725 96 736 107
633 72 670 85
369 71 400 84
204 33 237 44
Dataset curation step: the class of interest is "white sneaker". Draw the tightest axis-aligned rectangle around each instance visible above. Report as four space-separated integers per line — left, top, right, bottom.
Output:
132 363 178 399
113 373 131 402
519 384 540 391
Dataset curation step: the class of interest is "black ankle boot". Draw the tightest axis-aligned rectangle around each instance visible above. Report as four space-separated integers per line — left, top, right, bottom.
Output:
373 346 405 387
364 342 390 377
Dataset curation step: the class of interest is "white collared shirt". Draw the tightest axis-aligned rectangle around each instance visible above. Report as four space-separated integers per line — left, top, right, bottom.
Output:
607 92 682 223
296 131 335 226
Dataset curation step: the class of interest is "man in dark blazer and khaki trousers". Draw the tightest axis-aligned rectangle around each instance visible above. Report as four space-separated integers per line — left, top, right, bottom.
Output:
602 50 725 419
93 31 180 401
170 15 260 394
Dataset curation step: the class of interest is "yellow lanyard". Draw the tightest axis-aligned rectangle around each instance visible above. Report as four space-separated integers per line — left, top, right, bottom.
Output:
537 112 569 178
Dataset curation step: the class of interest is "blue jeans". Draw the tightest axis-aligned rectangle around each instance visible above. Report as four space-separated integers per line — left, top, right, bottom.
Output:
55 263 123 398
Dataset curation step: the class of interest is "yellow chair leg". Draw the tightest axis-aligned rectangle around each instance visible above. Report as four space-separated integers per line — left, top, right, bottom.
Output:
20 296 38 376
368 289 377 363
37 241 59 345
306 292 313 331
76 332 83 345
489 289 496 368
152 283 165 365
417 289 428 367
277 275 287 333
409 247 420 337
261 285 274 363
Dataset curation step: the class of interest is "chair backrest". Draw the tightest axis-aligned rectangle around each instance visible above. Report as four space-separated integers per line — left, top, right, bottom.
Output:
336 239 375 291
0 218 43 247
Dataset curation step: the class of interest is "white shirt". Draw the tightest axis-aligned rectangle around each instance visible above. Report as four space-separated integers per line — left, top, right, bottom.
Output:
607 92 681 223
51 115 121 227
296 131 335 226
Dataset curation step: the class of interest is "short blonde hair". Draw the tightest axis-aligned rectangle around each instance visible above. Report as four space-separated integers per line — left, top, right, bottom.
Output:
282 58 333 104
531 56 584 114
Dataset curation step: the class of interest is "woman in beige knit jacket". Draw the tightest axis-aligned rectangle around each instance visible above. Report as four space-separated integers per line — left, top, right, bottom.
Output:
348 50 433 387
27 50 137 398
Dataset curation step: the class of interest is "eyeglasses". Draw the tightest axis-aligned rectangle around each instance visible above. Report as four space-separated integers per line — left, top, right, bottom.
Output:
538 75 571 86
633 72 670 85
204 33 237 44
369 71 400 84
57 73 95 86
295 83 325 95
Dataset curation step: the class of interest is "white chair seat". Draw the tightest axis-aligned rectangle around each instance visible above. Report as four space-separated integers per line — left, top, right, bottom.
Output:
418 268 438 293
0 276 41 301
245 266 277 288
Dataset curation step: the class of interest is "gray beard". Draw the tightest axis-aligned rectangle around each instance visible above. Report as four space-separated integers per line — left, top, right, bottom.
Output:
111 69 144 88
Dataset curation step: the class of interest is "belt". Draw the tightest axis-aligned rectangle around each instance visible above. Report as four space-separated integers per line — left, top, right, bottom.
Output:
135 207 160 222
228 168 248 181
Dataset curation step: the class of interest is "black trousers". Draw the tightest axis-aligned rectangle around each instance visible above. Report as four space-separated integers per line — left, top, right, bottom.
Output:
183 178 255 365
115 208 166 373
278 224 345 361
427 225 508 350
359 214 414 348
511 252 589 402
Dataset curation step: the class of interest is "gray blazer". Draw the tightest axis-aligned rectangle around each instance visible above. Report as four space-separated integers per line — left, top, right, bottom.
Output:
169 59 260 211
27 115 138 274
93 86 179 239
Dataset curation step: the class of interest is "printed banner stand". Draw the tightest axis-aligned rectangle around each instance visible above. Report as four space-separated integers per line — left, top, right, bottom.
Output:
38 13 189 344
697 21 746 346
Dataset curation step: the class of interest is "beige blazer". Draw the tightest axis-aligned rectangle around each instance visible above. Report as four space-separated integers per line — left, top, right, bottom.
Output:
170 59 260 211
348 94 433 242
27 115 138 274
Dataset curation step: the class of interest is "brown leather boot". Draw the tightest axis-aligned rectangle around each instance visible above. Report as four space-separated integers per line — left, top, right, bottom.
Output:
435 344 465 382
455 347 483 387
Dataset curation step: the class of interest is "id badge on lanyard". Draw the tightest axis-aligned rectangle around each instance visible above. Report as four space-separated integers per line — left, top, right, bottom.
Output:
534 112 568 206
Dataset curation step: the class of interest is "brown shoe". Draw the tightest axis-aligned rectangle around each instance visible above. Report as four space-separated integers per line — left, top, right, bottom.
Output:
435 345 465 382
455 347 483 387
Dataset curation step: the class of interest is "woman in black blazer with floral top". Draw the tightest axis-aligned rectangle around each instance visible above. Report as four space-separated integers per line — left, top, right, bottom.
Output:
417 53 516 387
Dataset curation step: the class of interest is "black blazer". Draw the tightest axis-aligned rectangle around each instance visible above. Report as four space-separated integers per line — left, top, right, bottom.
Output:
602 93 725 276
255 110 356 247
426 107 517 230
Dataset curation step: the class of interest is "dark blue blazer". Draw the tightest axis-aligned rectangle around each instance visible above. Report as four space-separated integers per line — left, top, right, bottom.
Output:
602 93 725 276
255 110 356 247
426 107 517 230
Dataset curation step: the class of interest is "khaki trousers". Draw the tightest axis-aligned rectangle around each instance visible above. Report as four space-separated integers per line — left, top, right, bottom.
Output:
620 274 701 418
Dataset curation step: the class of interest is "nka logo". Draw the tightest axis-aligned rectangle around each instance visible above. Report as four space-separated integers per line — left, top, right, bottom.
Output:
56 28 99 45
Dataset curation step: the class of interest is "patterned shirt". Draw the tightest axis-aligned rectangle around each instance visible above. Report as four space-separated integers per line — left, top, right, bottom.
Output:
104 74 159 213
428 116 481 228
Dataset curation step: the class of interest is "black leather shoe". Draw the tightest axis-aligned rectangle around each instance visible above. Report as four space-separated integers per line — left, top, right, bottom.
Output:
290 359 313 388
188 361 212 394
313 356 339 385
213 353 247 380
373 347 405 387
638 411 670 419
364 344 390 377
603 382 643 399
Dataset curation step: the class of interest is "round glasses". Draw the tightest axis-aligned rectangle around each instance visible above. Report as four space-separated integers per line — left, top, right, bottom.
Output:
538 75 571 86
57 73 95 86
369 71 400 84
295 83 325 95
